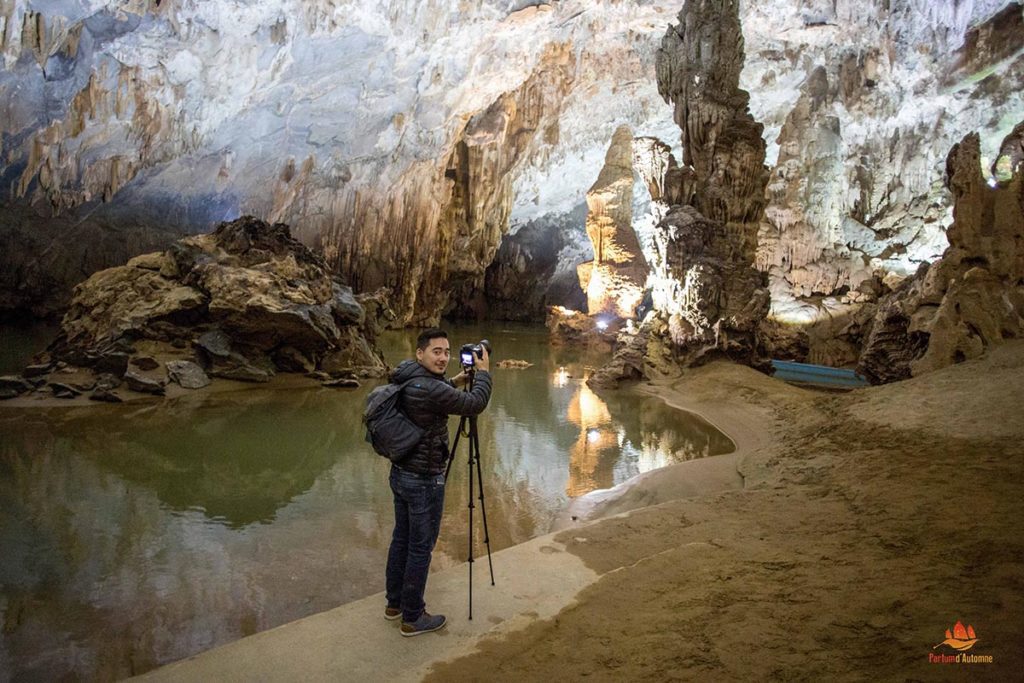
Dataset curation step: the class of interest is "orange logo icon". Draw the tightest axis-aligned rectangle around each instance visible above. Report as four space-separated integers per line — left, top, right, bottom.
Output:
934 620 979 651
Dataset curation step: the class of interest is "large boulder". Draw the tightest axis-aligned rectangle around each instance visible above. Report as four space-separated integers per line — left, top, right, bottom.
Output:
45 216 386 389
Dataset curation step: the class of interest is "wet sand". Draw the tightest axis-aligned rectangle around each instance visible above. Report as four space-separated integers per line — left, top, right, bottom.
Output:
427 341 1024 681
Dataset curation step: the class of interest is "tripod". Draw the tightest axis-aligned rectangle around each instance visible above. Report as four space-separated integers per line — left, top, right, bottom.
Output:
445 370 495 620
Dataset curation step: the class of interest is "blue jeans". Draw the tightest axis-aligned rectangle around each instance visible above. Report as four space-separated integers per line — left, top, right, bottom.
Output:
385 466 446 622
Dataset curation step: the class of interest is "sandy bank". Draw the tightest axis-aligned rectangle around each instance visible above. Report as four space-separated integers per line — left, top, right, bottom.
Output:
429 342 1024 680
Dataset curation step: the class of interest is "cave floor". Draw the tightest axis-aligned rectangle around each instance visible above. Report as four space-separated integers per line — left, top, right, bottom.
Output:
138 342 1024 682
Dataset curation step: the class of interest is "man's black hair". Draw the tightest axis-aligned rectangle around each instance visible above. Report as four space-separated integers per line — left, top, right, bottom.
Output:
417 328 448 351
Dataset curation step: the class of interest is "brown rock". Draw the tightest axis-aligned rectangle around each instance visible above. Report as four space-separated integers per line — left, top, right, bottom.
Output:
49 382 81 398
123 369 166 395
22 364 52 378
89 389 124 403
130 356 160 371
0 376 34 395
38 217 384 392
272 346 315 373
546 306 614 351
166 360 211 389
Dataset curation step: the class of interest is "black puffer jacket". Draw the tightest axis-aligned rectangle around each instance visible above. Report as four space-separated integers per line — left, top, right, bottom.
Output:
390 360 493 475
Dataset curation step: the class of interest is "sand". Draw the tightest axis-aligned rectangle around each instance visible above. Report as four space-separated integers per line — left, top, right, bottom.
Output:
425 341 1024 681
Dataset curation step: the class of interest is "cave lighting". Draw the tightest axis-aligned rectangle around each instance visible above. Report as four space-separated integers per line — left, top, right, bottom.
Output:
596 318 609 331
587 428 601 443
553 366 570 387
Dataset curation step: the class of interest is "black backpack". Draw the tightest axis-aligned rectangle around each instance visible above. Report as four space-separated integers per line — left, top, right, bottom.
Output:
363 379 424 462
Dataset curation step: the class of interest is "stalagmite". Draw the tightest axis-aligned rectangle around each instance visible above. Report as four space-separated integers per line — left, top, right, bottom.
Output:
577 124 649 320
589 0 771 388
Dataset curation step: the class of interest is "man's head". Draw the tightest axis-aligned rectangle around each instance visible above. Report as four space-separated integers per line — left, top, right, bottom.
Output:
416 328 450 375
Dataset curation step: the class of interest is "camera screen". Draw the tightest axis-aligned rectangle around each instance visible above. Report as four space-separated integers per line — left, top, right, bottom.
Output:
460 351 474 366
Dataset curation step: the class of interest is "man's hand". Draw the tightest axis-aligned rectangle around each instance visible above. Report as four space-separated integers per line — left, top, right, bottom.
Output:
474 346 490 373
451 370 469 387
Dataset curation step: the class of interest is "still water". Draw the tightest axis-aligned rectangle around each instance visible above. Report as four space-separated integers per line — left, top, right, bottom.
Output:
0 322 733 680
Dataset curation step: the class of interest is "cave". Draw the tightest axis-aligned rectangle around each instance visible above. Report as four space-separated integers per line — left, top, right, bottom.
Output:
1 0 1022 679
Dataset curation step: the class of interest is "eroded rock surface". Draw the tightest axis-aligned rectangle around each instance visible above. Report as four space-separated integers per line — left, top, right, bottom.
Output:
0 1 683 321
748 1 1024 314
590 0 770 388
858 125 1024 383
577 125 649 319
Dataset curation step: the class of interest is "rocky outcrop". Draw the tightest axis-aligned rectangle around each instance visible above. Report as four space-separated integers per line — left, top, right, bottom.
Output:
434 44 576 322
6 216 385 400
1 0 1020 336
576 125 649 320
590 0 770 388
858 125 1024 383
546 306 616 352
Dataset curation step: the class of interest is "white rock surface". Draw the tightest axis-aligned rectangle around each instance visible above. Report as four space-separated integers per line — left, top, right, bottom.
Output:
0 0 1020 321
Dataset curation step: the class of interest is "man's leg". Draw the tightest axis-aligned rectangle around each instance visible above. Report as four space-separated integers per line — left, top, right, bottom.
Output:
384 466 409 612
394 470 447 623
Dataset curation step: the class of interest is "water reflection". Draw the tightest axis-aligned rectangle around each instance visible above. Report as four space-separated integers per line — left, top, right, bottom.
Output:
0 321 734 680
563 379 735 497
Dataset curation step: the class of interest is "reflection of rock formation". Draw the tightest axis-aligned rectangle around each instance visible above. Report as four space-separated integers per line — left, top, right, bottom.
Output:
591 0 770 388
601 392 736 464
562 378 737 497
577 125 649 320
858 125 1024 383
0 387 396 680
565 381 617 497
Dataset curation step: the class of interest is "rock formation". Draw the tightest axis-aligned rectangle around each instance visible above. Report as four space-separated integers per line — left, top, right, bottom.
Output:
589 0 771 388
1 216 385 401
858 124 1024 383
577 124 649 320
1 0 1020 357
745 0 1024 361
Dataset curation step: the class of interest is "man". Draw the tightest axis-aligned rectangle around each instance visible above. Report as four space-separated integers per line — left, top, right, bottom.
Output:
384 328 492 636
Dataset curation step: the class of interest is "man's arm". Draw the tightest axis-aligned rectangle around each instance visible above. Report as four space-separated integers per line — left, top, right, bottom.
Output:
431 371 492 416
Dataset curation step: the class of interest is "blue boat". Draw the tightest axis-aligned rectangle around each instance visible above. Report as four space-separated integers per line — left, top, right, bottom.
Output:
770 360 870 390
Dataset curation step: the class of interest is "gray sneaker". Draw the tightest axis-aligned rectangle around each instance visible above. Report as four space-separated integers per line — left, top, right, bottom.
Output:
399 611 447 637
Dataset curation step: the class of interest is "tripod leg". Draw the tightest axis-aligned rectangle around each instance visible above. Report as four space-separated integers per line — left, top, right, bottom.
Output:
446 415 467 480
467 426 475 620
471 426 496 586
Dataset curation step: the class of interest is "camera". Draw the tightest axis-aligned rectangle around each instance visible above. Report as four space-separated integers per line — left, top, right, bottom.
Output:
459 339 491 369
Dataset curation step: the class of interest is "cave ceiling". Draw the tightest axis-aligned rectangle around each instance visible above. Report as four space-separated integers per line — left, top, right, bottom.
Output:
0 0 1021 321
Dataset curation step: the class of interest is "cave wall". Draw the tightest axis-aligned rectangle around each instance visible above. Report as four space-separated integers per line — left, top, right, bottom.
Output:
742 0 1024 326
1 0 1021 333
0 0 682 321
